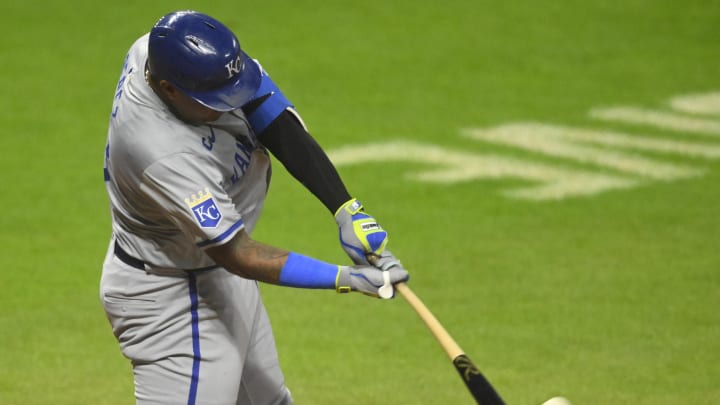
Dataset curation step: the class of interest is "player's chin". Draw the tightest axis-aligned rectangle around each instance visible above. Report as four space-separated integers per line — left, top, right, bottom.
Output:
183 101 224 124
200 110 224 123
183 111 223 125
173 104 224 125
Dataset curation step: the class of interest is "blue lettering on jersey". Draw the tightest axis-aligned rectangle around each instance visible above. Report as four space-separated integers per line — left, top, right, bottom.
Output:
103 143 111 181
230 141 253 184
202 127 216 151
185 188 222 228
111 54 133 119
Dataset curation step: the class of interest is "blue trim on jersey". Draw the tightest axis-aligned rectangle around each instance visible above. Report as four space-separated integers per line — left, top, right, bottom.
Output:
104 143 111 182
246 73 293 134
278 252 339 289
187 272 201 405
196 218 244 248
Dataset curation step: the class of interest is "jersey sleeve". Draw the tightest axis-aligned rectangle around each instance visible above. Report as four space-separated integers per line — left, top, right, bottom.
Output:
140 153 244 249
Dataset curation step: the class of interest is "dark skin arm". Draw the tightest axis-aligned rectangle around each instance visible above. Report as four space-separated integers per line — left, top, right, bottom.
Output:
205 230 290 284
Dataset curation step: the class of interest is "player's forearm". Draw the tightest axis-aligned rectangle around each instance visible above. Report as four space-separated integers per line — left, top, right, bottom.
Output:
205 229 409 296
206 230 339 289
258 110 351 213
207 231 288 284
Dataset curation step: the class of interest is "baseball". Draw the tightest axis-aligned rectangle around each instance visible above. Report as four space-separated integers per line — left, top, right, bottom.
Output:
542 397 572 405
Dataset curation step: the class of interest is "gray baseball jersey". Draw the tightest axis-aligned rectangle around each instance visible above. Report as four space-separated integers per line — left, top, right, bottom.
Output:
100 34 292 404
105 35 269 269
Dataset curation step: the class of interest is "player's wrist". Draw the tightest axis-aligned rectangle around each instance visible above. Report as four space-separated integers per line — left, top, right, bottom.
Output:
278 252 340 289
335 266 352 293
334 197 364 218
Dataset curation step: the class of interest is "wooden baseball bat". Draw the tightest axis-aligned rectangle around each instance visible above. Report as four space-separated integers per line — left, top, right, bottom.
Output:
395 282 505 405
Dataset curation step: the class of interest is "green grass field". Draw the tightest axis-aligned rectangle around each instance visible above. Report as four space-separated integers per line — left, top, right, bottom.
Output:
2 1 719 404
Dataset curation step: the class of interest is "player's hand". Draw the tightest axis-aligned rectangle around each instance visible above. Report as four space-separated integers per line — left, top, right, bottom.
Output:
336 265 409 299
367 249 403 271
334 198 388 265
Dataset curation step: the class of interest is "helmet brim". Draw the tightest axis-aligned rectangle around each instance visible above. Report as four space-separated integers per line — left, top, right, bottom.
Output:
181 52 262 112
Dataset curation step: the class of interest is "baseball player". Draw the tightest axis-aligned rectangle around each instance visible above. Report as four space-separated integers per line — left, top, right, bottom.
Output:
100 10 408 405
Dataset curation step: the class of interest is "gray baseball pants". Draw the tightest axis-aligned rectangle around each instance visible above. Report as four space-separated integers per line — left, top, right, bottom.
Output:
100 241 292 405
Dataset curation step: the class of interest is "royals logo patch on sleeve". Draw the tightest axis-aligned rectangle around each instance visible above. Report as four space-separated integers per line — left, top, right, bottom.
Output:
185 188 222 228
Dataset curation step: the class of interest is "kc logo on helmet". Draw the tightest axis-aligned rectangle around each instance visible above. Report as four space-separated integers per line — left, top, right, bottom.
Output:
185 188 222 228
225 55 244 78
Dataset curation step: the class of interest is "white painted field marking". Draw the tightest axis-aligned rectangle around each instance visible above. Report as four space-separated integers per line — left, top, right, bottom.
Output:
670 92 720 116
589 107 720 136
329 140 638 200
462 123 706 180
330 90 720 201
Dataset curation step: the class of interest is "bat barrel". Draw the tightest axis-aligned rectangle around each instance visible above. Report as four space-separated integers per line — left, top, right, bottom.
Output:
453 354 506 405
395 282 505 405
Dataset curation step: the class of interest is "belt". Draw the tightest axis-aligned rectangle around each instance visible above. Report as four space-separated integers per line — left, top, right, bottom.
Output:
114 241 148 270
114 241 219 273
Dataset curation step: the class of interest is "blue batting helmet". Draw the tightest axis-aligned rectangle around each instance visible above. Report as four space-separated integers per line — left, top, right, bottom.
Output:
147 10 262 111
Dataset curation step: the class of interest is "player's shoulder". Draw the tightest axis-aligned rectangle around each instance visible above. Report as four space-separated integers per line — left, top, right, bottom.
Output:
127 34 150 63
111 116 207 169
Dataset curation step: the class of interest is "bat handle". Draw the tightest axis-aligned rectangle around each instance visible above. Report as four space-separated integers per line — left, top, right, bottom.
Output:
394 282 464 360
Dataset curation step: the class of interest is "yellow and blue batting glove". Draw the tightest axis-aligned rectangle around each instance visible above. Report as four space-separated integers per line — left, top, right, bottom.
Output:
334 198 388 265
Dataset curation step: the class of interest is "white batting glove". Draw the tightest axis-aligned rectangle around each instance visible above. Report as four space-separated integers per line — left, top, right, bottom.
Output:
334 198 389 265
336 265 409 299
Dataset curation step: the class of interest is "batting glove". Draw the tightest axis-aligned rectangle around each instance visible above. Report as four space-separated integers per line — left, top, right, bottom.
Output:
335 198 388 265
368 249 403 271
336 265 409 299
